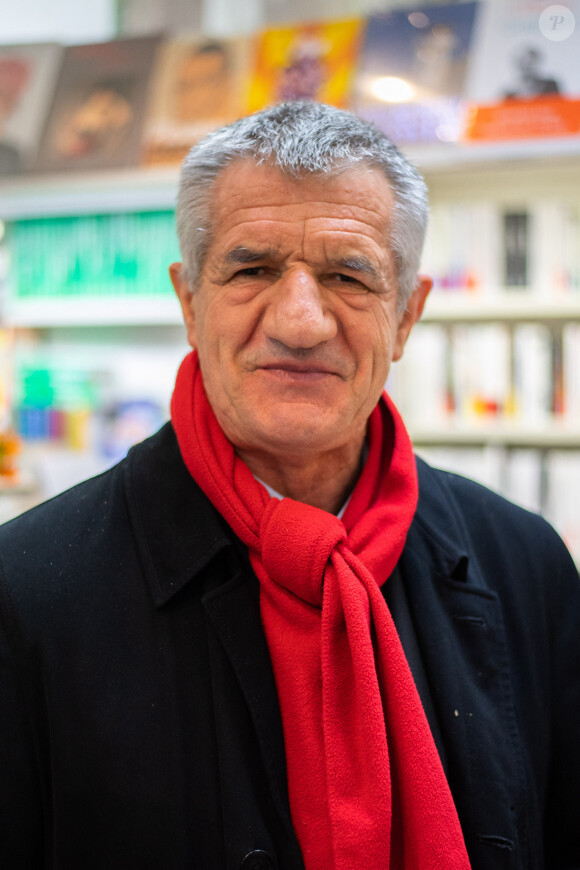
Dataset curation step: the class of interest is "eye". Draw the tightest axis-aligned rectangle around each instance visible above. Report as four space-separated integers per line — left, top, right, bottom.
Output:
234 266 266 278
331 273 369 292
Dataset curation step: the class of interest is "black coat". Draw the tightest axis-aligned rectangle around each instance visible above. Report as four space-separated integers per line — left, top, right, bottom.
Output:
0 423 579 870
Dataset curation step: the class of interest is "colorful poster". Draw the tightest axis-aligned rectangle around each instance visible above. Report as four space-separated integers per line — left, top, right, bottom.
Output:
247 18 364 112
354 3 479 145
142 36 252 166
464 0 580 140
34 36 160 172
0 43 63 175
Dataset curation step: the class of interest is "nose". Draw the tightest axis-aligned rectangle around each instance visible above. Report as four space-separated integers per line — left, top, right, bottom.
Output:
262 266 337 350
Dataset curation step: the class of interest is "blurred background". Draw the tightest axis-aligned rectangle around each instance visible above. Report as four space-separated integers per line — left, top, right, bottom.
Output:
1 0 579 562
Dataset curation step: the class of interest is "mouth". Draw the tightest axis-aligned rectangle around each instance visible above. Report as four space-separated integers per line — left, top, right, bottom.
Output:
257 363 341 383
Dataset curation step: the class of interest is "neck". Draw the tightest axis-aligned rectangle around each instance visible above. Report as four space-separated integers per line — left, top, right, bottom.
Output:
237 436 365 515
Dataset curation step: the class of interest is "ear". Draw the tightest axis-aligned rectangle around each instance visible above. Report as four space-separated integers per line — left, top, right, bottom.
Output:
392 274 432 362
169 262 197 349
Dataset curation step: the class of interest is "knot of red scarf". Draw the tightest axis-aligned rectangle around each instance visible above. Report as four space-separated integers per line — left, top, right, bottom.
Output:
171 351 471 870
261 498 346 606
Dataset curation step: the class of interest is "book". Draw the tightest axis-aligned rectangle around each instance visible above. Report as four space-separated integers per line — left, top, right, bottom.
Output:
503 449 543 514
388 323 450 425
421 200 501 293
247 18 364 113
545 451 580 563
450 323 511 419
464 0 580 140
0 43 63 175
533 200 580 294
34 36 161 173
563 324 580 421
414 445 505 494
354 2 479 145
502 210 529 288
141 36 252 166
512 324 553 423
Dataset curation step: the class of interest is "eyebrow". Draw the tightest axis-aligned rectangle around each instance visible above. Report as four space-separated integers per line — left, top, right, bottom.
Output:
223 247 382 281
224 246 280 264
332 256 381 282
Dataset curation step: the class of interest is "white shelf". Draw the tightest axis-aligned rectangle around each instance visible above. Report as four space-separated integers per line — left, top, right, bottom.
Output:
0 166 179 220
405 136 580 173
4 295 183 327
410 421 580 449
2 136 580 220
422 293 580 324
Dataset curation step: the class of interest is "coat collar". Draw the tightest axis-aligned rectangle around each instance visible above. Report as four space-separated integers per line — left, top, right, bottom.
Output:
124 422 235 608
409 457 488 592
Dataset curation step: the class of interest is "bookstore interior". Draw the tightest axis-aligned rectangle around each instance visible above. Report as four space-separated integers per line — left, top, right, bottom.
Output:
0 0 579 562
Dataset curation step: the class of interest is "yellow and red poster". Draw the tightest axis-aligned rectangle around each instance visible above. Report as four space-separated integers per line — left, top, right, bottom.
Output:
248 18 364 113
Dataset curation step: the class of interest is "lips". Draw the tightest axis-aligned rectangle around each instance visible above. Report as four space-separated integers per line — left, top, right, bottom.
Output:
253 358 346 384
259 362 338 377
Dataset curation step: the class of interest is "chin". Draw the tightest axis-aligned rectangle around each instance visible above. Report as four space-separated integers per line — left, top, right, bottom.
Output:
244 413 348 456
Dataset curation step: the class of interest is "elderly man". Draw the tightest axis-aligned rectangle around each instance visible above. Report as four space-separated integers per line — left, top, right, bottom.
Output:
0 102 578 870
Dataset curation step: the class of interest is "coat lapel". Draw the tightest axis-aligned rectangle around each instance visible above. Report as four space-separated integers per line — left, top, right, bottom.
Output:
202 564 304 867
125 423 302 866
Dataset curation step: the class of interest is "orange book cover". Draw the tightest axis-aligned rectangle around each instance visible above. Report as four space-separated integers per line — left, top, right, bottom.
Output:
247 18 364 113
464 0 580 141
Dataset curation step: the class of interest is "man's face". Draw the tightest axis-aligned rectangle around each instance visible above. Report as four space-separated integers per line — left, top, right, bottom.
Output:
171 160 429 460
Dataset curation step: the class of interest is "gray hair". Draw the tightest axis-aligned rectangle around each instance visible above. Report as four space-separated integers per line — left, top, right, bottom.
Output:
176 101 429 309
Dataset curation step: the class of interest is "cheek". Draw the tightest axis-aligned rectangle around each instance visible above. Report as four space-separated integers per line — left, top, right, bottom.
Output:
351 307 397 377
207 291 263 351
195 300 255 404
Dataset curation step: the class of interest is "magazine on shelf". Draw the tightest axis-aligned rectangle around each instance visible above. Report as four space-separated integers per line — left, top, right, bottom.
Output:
464 0 580 140
247 18 364 113
0 43 63 175
353 2 480 145
34 36 161 173
142 35 252 166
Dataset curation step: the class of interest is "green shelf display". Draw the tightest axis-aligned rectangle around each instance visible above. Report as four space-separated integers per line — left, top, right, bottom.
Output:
8 211 179 299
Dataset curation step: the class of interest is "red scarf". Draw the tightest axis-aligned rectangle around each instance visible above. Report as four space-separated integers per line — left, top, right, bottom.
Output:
171 351 470 869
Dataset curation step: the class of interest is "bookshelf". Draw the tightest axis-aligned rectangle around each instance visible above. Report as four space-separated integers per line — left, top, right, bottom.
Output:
408 422 580 450
0 166 179 221
407 140 580 562
5 296 182 328
2 136 580 221
422 295 580 324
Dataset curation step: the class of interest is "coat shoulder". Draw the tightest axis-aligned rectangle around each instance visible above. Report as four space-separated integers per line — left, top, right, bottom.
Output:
0 458 129 623
414 454 578 586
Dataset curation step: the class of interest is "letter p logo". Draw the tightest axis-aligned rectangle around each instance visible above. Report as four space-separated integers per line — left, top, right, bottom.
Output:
539 5 576 41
